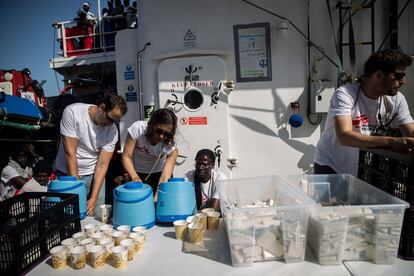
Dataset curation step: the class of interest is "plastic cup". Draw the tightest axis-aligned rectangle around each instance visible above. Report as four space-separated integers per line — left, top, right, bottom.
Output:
99 237 115 258
72 231 87 244
100 204 112 223
186 215 198 224
89 245 106 268
120 238 135 261
99 224 113 237
84 223 97 237
188 222 203 244
173 220 188 240
132 226 147 242
69 246 87 269
61 238 77 253
111 245 128 269
80 237 95 253
195 212 207 231
112 230 126 245
92 231 106 242
117 225 131 236
207 211 220 230
129 232 143 253
50 245 67 269
201 208 215 214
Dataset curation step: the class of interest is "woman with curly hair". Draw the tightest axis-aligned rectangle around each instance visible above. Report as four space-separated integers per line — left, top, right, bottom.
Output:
122 108 178 197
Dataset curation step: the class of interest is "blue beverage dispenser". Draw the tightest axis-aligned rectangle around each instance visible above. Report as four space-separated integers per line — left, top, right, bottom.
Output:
113 182 155 229
48 176 87 219
156 178 196 222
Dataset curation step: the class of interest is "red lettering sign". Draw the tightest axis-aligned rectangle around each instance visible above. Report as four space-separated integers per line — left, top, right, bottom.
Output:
189 117 207 125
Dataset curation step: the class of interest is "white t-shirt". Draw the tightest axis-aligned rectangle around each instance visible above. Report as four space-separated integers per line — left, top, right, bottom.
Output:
315 83 414 175
184 169 227 207
127 121 177 173
55 103 118 176
0 165 19 201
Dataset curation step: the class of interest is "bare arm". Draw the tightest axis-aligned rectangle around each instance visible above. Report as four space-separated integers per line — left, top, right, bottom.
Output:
87 150 113 216
400 122 414 137
9 176 28 189
61 135 79 178
334 115 414 152
122 134 142 182
211 198 220 212
158 148 178 184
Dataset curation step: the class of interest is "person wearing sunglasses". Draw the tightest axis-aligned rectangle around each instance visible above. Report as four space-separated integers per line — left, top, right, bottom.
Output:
122 108 178 199
314 48 414 176
54 93 128 216
184 149 227 211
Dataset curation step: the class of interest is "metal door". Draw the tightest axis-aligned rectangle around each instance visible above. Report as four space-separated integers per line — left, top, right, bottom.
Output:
158 55 231 177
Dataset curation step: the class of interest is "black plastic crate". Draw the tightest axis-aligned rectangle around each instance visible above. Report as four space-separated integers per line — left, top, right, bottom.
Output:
358 148 414 260
358 148 414 206
0 192 81 275
399 208 414 260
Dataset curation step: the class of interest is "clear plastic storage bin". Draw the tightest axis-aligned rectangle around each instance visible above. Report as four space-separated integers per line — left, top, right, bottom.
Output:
218 175 315 267
288 174 409 265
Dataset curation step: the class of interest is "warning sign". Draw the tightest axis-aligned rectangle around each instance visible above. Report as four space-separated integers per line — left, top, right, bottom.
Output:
184 29 196 41
189 117 207 125
180 117 189 125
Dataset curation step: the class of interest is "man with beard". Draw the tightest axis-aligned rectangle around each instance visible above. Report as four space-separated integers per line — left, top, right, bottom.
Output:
314 48 414 176
184 149 227 211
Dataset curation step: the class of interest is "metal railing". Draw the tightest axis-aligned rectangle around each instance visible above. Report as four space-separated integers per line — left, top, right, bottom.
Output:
53 14 137 58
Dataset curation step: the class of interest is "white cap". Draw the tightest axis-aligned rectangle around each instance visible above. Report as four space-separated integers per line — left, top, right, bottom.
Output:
83 2 90 7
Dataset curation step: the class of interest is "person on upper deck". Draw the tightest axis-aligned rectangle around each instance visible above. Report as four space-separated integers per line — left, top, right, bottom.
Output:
314 48 414 176
184 149 227 211
54 93 128 216
75 2 96 26
122 108 178 199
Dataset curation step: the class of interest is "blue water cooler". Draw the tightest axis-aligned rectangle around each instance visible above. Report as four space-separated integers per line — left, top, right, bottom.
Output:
156 178 196 222
48 176 87 219
113 182 155 229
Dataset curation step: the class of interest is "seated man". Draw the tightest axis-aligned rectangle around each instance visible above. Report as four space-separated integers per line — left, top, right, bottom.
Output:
1 146 46 201
184 149 227 211
314 48 414 175
33 160 53 187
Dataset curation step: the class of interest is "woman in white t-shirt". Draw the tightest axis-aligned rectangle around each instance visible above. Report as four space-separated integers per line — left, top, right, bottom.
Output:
184 149 227 211
122 109 178 196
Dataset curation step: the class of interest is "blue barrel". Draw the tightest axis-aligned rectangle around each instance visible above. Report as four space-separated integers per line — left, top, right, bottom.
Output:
48 176 87 219
113 182 155 229
156 178 196 222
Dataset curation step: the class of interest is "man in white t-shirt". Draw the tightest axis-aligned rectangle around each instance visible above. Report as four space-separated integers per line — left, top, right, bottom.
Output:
184 149 227 211
314 49 414 176
55 94 127 216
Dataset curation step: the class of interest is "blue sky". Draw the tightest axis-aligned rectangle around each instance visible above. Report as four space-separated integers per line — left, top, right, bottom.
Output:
0 1 100 97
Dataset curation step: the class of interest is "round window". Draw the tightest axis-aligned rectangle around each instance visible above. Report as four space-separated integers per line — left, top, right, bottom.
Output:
184 88 203 110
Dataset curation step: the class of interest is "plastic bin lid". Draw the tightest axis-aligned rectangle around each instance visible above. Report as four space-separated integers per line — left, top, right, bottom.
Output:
114 181 152 201
168 178 185 182
58 176 77 181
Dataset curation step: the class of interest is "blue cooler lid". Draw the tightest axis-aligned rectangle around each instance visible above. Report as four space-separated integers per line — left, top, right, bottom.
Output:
114 182 153 202
159 178 194 193
48 176 84 192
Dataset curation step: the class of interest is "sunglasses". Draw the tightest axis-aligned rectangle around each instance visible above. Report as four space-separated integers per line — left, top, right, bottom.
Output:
392 71 406 81
154 127 171 137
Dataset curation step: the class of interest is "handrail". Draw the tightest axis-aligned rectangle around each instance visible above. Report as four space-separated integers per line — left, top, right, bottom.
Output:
52 14 137 58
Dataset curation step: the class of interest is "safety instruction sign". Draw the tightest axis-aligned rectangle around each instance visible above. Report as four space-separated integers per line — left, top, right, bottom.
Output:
189 117 207 125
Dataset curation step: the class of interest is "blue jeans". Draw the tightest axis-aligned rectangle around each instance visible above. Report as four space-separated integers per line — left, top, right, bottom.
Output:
80 174 105 216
